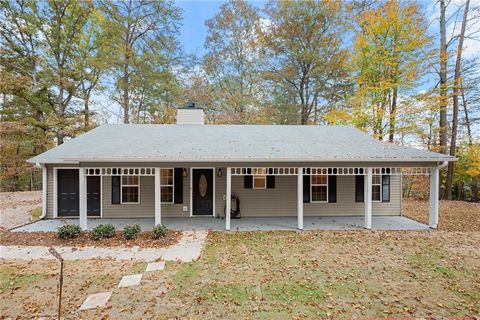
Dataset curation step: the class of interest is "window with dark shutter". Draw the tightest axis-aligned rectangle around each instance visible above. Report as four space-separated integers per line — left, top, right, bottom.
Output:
174 168 183 204
111 176 120 204
303 175 310 203
355 175 364 202
266 175 275 189
328 175 337 203
382 175 390 202
244 175 253 188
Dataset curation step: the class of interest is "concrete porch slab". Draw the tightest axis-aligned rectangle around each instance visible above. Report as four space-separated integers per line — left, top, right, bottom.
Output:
12 216 429 232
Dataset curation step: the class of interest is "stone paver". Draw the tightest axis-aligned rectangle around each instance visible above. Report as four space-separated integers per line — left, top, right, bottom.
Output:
118 274 143 288
79 292 112 310
162 230 208 262
145 261 165 272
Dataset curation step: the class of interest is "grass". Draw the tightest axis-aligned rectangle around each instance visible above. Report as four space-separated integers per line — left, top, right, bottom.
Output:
1 200 480 319
0 266 46 292
29 207 42 220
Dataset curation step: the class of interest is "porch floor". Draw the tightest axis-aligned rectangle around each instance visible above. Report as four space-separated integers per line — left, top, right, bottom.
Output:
12 216 429 232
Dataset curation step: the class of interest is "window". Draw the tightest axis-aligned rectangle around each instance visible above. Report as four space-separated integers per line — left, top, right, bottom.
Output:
160 168 174 203
372 175 381 201
121 176 140 204
311 175 328 202
253 175 266 189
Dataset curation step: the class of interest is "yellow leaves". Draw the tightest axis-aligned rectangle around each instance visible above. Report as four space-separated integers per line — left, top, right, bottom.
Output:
464 144 480 178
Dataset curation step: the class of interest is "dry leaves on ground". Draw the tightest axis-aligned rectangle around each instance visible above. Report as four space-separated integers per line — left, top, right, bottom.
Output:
0 230 181 248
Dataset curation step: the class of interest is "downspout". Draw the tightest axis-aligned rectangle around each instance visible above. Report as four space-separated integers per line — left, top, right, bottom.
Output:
35 163 47 220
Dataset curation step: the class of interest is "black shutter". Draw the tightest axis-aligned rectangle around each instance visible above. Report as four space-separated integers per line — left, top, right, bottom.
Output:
303 175 310 203
382 175 390 202
266 175 275 189
244 175 253 188
355 175 364 202
174 168 183 204
328 175 337 203
111 176 120 204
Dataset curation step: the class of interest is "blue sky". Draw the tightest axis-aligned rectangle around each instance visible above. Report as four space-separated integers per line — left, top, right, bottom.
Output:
177 0 267 56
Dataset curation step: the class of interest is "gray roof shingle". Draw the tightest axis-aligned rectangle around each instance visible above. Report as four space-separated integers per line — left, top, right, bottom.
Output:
28 124 454 164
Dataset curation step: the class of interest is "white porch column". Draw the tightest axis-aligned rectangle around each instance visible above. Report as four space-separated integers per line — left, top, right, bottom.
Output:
42 166 47 218
429 167 439 228
226 167 231 230
297 169 304 230
155 168 162 226
79 168 87 231
364 168 372 229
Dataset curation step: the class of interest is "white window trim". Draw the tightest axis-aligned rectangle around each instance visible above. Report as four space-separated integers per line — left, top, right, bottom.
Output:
160 168 174 204
372 174 382 202
310 174 329 203
121 176 141 204
253 175 267 189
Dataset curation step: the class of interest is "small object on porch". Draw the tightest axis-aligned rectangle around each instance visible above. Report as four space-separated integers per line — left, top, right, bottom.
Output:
223 195 240 219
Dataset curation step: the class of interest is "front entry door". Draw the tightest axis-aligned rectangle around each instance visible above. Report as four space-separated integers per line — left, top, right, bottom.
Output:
57 169 79 216
87 176 101 216
192 169 214 216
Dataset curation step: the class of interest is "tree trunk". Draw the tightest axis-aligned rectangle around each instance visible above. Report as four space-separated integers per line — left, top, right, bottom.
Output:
57 87 64 145
439 0 448 154
122 62 130 123
445 0 469 200
461 80 472 146
84 96 90 130
388 87 398 142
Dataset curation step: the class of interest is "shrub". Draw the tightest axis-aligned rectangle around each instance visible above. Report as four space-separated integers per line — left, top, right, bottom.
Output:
123 224 141 240
57 224 82 239
91 224 116 240
152 224 169 239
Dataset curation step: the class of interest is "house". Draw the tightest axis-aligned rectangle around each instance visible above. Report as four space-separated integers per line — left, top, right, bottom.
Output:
28 106 454 231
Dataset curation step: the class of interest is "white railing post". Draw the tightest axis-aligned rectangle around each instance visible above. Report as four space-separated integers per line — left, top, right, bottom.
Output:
297 169 304 230
364 168 372 229
79 168 87 230
429 167 439 228
226 167 231 231
155 168 161 226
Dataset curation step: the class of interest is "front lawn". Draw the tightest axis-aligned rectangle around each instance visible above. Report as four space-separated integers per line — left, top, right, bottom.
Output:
1 230 479 319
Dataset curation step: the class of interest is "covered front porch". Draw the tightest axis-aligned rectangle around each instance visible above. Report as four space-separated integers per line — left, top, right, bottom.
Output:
14 215 429 232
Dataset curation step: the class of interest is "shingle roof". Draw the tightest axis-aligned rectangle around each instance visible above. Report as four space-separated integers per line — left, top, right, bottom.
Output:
28 124 454 164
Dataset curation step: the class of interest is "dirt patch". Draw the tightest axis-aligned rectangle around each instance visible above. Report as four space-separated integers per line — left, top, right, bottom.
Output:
403 199 480 232
0 230 181 248
0 191 41 230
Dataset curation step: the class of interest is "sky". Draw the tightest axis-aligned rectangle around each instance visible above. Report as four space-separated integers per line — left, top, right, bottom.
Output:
176 0 479 60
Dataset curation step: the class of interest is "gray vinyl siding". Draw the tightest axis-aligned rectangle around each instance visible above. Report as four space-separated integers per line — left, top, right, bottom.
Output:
46 163 404 219
102 175 191 218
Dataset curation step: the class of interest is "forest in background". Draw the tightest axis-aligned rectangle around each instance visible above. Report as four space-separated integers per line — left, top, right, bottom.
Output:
1 0 479 201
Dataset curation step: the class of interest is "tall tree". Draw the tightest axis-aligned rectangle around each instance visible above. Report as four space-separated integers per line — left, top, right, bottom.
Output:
40 0 93 144
261 0 349 125
352 0 432 140
99 0 181 124
204 0 263 123
445 0 470 200
438 0 448 154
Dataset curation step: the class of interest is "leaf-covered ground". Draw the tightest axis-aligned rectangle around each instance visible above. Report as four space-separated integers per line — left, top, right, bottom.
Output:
403 199 480 232
2 230 479 319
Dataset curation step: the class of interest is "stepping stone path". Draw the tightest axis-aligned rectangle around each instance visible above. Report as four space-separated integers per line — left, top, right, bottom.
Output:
146 261 165 272
79 292 112 310
77 230 208 312
118 274 143 288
